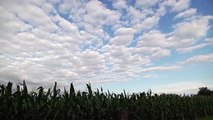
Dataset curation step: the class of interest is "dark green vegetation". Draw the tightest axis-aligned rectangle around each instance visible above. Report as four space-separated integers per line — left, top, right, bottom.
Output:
198 116 213 120
0 81 213 120
197 87 213 96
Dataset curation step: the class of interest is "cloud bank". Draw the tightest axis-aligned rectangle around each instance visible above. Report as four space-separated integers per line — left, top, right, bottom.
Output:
0 0 213 91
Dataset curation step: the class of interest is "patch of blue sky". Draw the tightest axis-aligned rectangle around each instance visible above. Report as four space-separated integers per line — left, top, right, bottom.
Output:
158 12 177 33
112 63 213 93
180 46 213 57
119 10 131 27
191 0 213 16
207 21 213 38
100 0 113 9
126 0 135 7
102 25 114 37
129 37 137 48
151 50 181 66
161 63 213 84
57 8 73 22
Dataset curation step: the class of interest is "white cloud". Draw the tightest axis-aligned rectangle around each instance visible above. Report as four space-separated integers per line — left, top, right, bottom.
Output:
100 45 152 80
0 6 33 39
112 0 127 10
110 27 135 46
58 0 88 23
127 6 154 25
142 74 159 79
176 43 210 53
0 0 87 86
0 0 213 91
160 0 176 9
83 0 120 27
182 54 213 64
137 30 171 48
53 15 79 34
33 1 57 15
135 0 159 8
142 65 181 72
170 16 213 48
172 0 190 12
80 50 104 67
133 47 171 59
0 0 58 32
78 29 105 50
173 16 212 39
133 15 160 31
174 8 197 19
205 37 213 45
102 45 150 66
58 0 78 14
0 70 22 84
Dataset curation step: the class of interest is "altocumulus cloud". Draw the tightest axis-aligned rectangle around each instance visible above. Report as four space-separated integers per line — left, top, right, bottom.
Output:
0 0 213 92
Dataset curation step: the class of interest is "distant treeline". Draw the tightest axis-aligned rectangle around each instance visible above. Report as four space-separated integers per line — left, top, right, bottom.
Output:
0 81 213 120
197 87 213 96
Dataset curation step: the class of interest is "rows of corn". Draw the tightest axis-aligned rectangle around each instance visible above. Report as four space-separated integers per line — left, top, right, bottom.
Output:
0 81 213 120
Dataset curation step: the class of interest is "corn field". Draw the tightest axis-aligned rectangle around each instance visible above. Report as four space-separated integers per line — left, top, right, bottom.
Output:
0 81 213 120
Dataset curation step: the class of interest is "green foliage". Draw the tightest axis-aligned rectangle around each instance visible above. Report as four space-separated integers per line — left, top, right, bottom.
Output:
198 116 213 120
0 81 213 120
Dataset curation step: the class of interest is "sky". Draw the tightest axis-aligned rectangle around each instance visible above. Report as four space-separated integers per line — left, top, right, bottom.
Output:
0 0 213 94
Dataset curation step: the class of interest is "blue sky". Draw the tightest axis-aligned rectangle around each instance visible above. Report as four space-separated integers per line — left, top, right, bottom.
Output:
0 0 213 94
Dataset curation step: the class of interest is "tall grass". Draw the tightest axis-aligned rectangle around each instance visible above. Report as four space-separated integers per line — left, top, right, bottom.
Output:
0 81 213 120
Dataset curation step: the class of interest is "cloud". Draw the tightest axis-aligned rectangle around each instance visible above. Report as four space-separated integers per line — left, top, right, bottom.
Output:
0 0 213 91
176 43 210 53
182 54 213 64
126 6 154 25
83 0 120 27
172 0 190 12
170 16 213 48
142 74 159 79
110 27 135 46
135 0 159 8
205 37 213 45
0 69 22 84
58 0 81 14
133 15 160 31
1 0 58 32
133 47 171 59
58 0 88 23
101 45 151 67
0 6 33 40
137 30 171 48
174 8 197 19
173 16 212 40
142 65 181 72
54 15 78 33
112 0 127 10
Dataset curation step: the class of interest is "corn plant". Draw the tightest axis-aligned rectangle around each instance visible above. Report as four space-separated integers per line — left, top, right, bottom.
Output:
0 81 213 120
